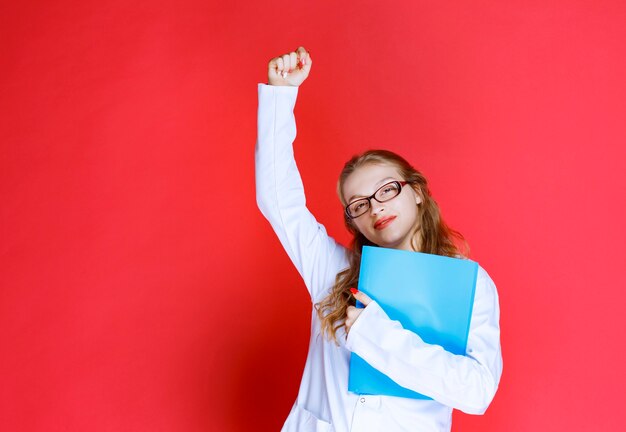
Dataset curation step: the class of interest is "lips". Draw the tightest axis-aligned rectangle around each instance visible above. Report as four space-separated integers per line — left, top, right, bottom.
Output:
374 216 396 230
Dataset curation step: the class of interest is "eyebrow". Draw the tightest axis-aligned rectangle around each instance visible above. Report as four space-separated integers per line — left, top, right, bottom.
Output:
347 177 397 203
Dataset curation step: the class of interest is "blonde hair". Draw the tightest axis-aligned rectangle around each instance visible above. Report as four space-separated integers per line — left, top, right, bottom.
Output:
315 150 468 343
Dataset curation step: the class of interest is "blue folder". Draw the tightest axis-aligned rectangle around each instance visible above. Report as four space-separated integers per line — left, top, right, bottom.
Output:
348 246 478 399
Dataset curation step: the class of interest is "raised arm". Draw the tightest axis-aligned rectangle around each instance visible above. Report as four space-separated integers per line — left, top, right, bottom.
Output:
255 47 348 303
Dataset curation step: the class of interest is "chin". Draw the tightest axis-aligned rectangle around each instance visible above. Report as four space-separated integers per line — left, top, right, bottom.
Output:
368 235 403 250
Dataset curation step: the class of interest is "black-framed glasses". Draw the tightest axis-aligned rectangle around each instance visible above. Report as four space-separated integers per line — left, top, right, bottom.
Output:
345 181 409 219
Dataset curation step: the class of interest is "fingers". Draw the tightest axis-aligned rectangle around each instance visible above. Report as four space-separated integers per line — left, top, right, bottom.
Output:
274 48 310 75
280 54 291 77
350 289 372 306
290 52 298 70
280 52 302 77
267 47 312 86
268 55 290 75
345 305 362 332
276 56 284 73
268 56 282 75
296 46 308 66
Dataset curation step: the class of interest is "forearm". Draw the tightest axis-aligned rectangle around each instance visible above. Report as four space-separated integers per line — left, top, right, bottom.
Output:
255 84 302 222
255 84 347 301
346 271 502 414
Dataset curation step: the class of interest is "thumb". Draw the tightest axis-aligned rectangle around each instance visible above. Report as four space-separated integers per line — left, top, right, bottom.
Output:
350 288 373 306
300 51 312 73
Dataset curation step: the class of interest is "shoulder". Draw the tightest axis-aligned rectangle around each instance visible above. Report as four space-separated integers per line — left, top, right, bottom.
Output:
473 264 500 315
456 257 498 297
477 265 495 286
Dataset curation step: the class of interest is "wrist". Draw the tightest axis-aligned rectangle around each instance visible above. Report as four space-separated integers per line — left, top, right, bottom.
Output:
268 79 296 87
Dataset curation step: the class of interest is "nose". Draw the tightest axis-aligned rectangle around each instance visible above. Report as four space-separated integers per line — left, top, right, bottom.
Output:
369 199 385 215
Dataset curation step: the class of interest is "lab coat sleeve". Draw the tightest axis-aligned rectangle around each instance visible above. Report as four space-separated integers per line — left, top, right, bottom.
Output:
346 266 503 415
255 83 347 303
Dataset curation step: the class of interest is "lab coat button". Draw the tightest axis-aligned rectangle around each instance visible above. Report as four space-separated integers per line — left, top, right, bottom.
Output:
360 397 366 403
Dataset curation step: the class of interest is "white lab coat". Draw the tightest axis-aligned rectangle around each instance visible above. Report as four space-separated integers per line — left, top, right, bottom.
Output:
255 83 503 432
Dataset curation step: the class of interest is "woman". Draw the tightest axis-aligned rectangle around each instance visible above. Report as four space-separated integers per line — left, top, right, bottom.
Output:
255 46 502 432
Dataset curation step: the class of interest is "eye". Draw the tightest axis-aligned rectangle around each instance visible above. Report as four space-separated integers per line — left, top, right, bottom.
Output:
353 201 367 212
379 183 399 196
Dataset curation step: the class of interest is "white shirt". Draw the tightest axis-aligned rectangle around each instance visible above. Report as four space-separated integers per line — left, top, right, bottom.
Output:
255 83 503 432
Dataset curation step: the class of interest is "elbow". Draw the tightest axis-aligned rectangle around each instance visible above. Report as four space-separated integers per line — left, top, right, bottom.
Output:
458 370 499 415
255 187 272 220
254 149 272 220
255 172 274 220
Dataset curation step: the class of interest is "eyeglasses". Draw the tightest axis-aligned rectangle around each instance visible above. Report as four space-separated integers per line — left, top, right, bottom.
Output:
345 181 409 219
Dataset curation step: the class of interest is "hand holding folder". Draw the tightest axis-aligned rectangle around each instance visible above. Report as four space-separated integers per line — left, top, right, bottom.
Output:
348 246 478 399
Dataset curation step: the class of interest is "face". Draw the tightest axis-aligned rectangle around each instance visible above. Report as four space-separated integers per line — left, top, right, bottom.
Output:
342 163 422 251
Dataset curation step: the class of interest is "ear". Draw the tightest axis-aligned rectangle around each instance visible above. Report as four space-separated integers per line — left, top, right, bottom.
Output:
345 214 359 233
411 186 423 205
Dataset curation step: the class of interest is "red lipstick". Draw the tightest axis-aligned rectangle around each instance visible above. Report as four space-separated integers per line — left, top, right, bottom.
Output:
374 216 396 230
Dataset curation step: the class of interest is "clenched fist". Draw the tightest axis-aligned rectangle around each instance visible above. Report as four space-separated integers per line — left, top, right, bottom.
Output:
268 46 312 87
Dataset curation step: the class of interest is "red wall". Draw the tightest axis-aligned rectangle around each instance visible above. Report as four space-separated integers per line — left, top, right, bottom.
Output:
2 1 625 430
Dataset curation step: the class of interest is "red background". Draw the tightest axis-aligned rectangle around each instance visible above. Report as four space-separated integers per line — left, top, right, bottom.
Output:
2 1 625 430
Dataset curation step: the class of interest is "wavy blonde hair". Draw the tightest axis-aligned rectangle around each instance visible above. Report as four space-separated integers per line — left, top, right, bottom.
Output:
315 150 468 343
